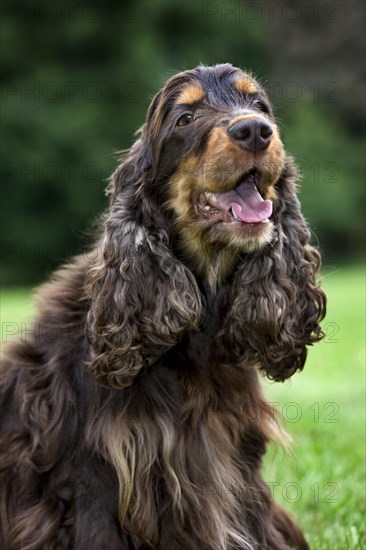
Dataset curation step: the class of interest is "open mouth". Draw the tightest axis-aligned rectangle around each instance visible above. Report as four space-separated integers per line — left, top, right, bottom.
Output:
194 169 272 224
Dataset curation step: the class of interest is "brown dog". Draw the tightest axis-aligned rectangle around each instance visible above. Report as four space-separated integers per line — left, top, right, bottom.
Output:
0 64 326 550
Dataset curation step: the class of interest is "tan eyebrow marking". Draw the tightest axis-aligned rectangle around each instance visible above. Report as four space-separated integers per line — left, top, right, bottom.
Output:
177 83 205 105
234 77 258 94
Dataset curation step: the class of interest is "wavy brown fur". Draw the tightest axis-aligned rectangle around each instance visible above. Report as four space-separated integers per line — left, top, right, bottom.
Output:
0 64 326 550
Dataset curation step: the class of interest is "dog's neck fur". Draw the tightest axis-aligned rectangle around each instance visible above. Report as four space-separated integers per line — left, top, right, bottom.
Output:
173 227 243 291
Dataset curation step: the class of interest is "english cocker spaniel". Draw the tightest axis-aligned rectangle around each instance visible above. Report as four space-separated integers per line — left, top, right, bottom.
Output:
0 64 326 550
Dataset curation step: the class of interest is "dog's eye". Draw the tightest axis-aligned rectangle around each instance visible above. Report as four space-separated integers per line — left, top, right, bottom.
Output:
177 114 194 127
254 101 270 114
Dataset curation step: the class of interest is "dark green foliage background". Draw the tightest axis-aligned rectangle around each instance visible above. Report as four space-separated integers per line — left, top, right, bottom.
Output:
1 0 365 284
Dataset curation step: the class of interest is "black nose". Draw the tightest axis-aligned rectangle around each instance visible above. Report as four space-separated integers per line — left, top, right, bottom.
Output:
228 118 273 153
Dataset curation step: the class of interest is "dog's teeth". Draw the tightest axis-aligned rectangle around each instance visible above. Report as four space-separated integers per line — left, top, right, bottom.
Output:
261 219 269 224
204 205 211 210
231 208 240 221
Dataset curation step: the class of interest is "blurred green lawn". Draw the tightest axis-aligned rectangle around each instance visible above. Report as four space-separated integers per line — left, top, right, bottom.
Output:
0 265 365 549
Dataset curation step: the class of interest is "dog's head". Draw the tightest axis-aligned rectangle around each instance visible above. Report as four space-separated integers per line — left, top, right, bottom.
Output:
151 65 284 252
87 64 326 388
111 64 288 280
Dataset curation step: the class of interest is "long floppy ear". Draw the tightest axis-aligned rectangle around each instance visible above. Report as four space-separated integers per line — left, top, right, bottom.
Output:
86 136 202 388
226 159 326 381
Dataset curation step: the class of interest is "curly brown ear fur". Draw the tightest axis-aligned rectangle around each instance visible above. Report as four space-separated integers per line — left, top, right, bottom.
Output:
226 159 326 381
86 137 202 389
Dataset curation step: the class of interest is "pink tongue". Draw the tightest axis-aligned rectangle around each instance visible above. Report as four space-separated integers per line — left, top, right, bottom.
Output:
216 180 272 223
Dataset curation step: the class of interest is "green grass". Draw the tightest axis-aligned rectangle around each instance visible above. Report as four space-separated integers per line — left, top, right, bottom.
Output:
1 266 365 549
0 288 36 351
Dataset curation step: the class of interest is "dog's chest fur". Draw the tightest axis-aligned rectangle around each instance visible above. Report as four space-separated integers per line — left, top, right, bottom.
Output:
86 286 272 548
